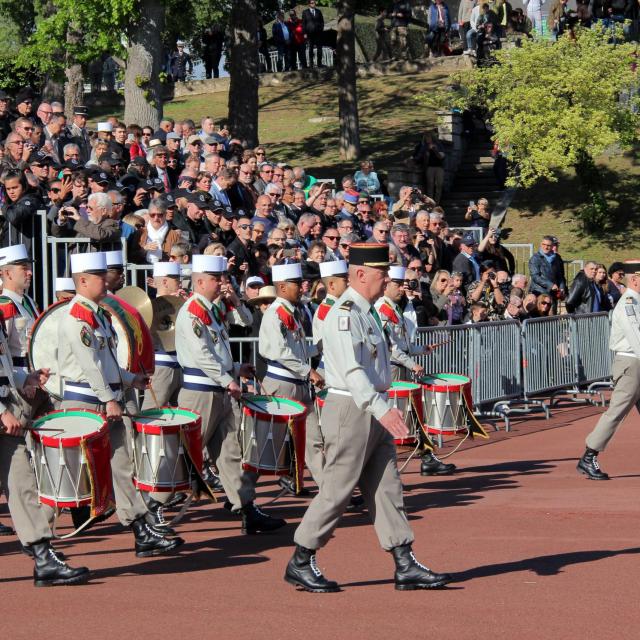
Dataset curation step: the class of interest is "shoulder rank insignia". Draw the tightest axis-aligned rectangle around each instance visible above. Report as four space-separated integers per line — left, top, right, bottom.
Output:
192 318 203 337
80 325 93 347
317 302 333 321
276 304 296 331
70 301 99 329
378 302 399 324
188 298 212 325
339 300 354 311
0 296 18 321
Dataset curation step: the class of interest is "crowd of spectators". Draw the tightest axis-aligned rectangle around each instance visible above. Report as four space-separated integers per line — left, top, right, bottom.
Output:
0 89 623 330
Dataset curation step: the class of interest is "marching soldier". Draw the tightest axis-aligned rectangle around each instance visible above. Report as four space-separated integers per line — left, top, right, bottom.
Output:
375 265 455 477
285 243 451 592
0 244 40 373
58 252 183 556
0 310 89 585
55 277 76 302
259 263 324 494
175 254 286 534
578 261 640 479
142 261 183 410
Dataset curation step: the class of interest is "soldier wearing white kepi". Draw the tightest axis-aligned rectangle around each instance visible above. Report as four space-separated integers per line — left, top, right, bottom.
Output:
285 243 451 593
58 252 183 557
375 265 430 382
175 254 286 534
104 249 126 294
0 244 39 373
259 263 324 494
376 265 455 477
578 261 640 479
0 311 89 586
55 277 76 302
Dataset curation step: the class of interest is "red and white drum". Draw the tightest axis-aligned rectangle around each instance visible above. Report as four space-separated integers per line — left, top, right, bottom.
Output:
388 381 424 446
132 407 202 492
421 374 471 436
240 395 306 475
30 410 113 512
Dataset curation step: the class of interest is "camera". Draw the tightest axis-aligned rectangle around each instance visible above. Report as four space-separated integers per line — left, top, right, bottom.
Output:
406 280 419 291
410 188 423 205
488 272 496 281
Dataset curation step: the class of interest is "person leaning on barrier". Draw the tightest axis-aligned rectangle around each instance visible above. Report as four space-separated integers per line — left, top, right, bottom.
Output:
528 235 566 311
0 170 44 251
577 261 640 480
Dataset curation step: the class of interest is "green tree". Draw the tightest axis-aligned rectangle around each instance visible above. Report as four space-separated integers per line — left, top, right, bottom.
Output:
441 28 639 228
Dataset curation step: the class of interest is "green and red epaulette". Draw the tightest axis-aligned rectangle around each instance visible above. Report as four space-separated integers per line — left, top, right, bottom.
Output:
378 302 399 324
0 296 18 321
276 303 296 331
188 298 212 325
316 300 334 321
70 301 99 329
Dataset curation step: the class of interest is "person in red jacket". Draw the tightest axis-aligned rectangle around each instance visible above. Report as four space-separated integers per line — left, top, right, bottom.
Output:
287 10 308 70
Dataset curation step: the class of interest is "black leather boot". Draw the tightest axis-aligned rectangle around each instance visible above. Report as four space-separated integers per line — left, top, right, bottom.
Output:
202 466 225 492
577 448 609 480
420 452 456 476
284 545 339 592
23 544 66 561
130 516 184 557
391 544 451 590
164 492 188 509
0 521 13 536
241 502 286 535
145 499 177 536
31 540 89 587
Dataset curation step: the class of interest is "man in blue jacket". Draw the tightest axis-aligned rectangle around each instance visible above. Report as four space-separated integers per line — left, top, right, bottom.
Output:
528 235 567 312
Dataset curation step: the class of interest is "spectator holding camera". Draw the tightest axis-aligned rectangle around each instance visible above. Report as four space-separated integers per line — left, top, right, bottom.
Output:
466 261 506 320
465 197 491 231
478 226 515 274
529 235 567 311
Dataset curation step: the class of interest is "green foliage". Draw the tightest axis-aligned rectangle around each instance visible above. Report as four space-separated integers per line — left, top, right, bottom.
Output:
438 28 640 191
353 17 426 61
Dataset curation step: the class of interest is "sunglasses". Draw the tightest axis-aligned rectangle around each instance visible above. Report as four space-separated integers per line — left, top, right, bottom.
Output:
340 243 350 248
238 224 253 230
149 213 164 218
49 187 61 193
324 235 339 240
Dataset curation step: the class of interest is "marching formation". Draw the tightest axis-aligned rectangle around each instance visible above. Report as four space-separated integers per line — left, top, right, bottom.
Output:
1 240 480 590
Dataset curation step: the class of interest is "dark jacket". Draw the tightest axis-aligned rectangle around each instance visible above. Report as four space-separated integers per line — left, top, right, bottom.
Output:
528 251 566 295
452 251 478 290
170 210 207 247
2 193 45 253
227 237 258 277
302 6 325 34
565 271 611 314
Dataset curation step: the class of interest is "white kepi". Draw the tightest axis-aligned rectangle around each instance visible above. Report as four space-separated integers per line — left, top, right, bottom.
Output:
70 252 108 274
319 260 348 278
272 263 303 282
153 262 181 278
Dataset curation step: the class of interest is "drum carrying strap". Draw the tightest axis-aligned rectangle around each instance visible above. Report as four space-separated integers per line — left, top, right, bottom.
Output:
462 386 489 439
409 392 434 453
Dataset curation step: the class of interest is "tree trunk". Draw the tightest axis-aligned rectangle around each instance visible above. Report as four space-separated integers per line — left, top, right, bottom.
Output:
228 0 259 147
64 65 84 120
337 0 361 161
124 0 165 128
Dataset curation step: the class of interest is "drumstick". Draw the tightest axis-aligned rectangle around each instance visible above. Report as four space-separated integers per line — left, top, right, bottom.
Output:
427 339 451 350
140 363 161 410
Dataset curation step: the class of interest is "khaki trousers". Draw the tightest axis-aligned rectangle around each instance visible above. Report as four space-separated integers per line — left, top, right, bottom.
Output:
177 387 255 510
60 399 147 526
294 394 414 551
0 389 52 545
586 355 640 451
260 376 324 484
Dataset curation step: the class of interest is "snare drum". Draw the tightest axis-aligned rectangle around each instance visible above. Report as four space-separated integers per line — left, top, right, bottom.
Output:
241 395 306 475
421 374 471 436
30 410 113 513
132 408 202 492
388 381 424 446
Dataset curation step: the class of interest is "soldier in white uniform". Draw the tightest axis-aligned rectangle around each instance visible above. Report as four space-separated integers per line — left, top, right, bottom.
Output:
0 316 90 586
0 244 40 373
376 265 455 477
285 244 451 592
259 263 324 494
55 277 76 302
175 254 286 534
58 252 183 556
578 261 640 479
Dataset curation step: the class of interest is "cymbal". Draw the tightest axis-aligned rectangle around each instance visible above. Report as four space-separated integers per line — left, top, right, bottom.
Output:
151 295 184 352
116 286 153 327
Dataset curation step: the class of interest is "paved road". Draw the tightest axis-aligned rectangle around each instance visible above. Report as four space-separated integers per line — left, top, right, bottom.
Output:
2 401 639 640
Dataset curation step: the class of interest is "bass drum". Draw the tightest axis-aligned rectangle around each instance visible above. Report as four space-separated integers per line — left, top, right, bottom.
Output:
29 294 155 400
101 294 154 375
28 299 71 400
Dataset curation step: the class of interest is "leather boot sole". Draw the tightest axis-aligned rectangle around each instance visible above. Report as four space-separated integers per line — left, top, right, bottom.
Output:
395 578 451 590
576 464 609 480
34 571 90 587
284 573 340 593
242 521 287 535
135 537 184 558
421 468 456 476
